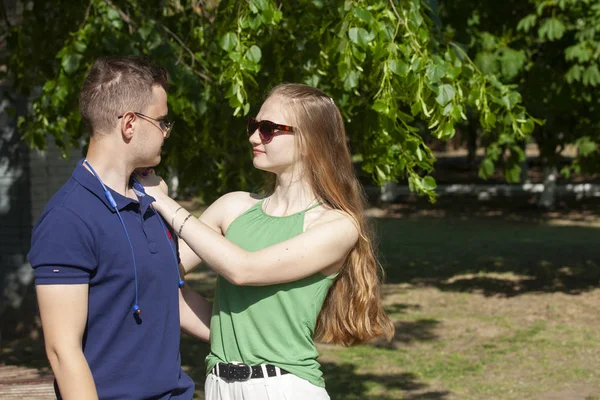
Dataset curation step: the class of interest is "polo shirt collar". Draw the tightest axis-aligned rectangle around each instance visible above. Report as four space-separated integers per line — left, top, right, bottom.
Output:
72 159 156 213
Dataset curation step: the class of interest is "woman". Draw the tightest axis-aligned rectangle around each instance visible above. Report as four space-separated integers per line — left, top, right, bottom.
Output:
139 83 394 400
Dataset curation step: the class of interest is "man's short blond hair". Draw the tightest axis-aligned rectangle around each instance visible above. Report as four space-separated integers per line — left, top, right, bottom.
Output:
79 56 168 134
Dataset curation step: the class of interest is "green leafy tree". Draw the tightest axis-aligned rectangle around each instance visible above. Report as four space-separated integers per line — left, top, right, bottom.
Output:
4 0 538 201
441 0 600 206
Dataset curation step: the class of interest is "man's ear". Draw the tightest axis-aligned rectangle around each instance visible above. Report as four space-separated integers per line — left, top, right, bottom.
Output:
120 112 136 141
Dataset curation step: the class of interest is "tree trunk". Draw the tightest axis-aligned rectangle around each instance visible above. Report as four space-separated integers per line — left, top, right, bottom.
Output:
467 122 477 169
380 181 398 203
519 142 529 183
167 166 179 199
538 166 558 209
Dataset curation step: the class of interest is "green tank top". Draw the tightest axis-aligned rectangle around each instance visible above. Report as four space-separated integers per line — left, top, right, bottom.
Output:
205 199 337 388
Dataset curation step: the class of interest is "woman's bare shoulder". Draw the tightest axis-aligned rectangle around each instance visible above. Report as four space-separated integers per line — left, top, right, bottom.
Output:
214 191 263 208
305 205 359 233
205 191 264 231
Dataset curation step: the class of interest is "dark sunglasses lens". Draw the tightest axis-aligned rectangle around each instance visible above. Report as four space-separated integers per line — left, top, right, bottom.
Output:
247 119 259 136
258 121 274 141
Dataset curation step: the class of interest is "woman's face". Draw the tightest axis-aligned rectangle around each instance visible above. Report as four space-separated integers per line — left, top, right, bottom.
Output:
248 95 301 175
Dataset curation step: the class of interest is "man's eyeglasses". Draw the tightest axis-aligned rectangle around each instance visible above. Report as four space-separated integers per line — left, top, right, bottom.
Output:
118 112 174 138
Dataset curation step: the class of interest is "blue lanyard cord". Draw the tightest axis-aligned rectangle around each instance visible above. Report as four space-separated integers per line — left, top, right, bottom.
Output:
130 175 184 288
84 160 141 314
115 210 141 314
154 209 185 288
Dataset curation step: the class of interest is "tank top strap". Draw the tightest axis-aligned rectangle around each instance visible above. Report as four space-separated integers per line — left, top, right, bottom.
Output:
304 202 324 212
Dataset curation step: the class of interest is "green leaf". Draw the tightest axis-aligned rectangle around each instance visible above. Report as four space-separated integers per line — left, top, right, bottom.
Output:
245 45 262 63
422 176 437 191
521 119 535 135
435 84 456 106
389 59 409 76
565 43 593 63
501 92 521 110
348 27 374 48
426 63 446 83
73 41 87 53
504 165 521 183
354 7 373 23
220 32 237 52
442 102 453 116
582 65 600 87
474 53 497 75
538 18 566 41
480 33 497 51
576 137 598 156
372 99 388 114
375 165 387 182
344 70 359 91
43 80 56 93
565 65 584 84
499 47 526 80
250 0 268 12
441 122 455 138
517 14 537 32
352 45 366 63
61 54 83 75
411 101 421 116
479 158 495 179
106 7 120 20
139 25 153 41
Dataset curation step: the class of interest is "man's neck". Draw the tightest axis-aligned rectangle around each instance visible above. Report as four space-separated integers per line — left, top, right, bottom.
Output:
84 142 134 198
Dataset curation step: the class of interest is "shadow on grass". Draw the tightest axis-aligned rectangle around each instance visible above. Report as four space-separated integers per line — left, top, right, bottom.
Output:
376 195 600 226
0 336 50 372
178 332 450 399
374 213 600 297
322 361 450 400
180 333 211 399
372 318 440 350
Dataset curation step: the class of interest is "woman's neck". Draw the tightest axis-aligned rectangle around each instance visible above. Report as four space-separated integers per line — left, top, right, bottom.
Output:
265 170 317 216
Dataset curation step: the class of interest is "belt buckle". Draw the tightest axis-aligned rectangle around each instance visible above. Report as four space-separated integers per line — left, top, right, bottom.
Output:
228 362 252 382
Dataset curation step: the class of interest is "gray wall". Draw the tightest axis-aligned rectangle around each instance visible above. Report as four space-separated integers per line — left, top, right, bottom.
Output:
0 82 81 339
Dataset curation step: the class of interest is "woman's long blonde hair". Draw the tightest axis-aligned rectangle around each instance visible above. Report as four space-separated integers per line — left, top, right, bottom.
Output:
267 83 395 346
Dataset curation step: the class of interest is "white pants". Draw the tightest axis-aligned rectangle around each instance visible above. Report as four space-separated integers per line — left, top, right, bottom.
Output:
204 365 330 400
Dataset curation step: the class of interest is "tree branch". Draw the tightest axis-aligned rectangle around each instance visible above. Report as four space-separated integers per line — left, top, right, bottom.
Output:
389 0 401 21
449 41 483 76
78 0 94 30
158 23 212 76
1 0 13 29
180 59 212 82
102 0 212 82
103 0 138 29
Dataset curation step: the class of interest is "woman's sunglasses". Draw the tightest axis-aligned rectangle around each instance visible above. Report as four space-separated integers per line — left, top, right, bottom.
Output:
247 118 295 144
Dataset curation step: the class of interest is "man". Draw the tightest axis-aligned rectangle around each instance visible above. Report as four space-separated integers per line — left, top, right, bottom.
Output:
28 56 211 399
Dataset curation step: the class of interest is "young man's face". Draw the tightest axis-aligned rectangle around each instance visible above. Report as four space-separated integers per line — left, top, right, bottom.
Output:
133 85 169 167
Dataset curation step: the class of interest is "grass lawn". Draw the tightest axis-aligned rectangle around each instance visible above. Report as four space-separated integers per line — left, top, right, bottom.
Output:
1 199 599 399
181 200 600 399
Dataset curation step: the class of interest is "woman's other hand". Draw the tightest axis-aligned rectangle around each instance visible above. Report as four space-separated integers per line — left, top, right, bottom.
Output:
135 168 169 199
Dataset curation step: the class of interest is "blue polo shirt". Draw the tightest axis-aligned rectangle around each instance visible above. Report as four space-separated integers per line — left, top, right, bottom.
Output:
28 160 194 400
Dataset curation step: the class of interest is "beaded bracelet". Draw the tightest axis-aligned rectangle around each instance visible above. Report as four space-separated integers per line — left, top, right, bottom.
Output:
177 213 193 237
